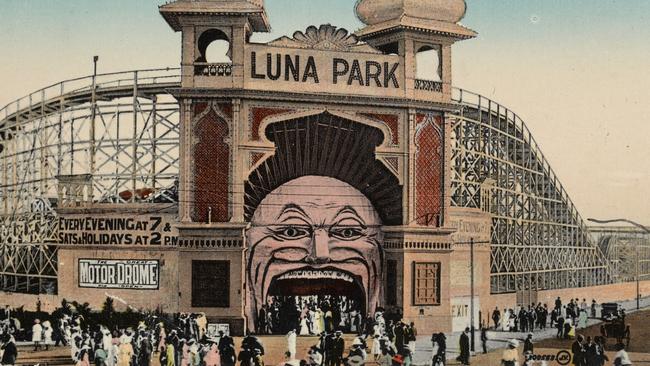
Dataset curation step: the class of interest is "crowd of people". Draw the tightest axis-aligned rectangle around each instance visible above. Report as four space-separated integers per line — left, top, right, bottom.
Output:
0 301 423 366
257 296 367 336
297 312 421 366
490 297 599 336
0 295 637 366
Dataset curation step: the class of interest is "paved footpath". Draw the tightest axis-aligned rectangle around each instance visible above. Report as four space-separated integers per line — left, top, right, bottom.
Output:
410 295 650 365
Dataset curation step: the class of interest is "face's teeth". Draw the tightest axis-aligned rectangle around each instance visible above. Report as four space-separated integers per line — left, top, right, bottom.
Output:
278 270 354 283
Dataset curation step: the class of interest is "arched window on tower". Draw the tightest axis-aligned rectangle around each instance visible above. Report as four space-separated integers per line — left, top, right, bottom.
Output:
195 29 233 76
415 45 442 92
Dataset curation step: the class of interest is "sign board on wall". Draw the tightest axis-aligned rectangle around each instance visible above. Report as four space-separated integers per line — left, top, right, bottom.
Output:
243 44 404 99
59 215 177 246
206 323 230 337
78 259 160 289
451 296 480 332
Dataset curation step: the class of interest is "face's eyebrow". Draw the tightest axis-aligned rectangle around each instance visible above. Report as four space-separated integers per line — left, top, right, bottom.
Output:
276 203 310 221
332 205 366 227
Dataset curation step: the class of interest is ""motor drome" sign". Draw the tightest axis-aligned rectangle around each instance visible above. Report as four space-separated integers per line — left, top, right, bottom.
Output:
78 259 160 289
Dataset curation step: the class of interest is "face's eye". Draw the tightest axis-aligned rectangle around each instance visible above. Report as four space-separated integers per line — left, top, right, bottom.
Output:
271 226 311 240
330 227 364 241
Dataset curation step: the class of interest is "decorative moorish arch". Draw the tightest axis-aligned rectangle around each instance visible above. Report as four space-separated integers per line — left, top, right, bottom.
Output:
414 113 444 226
244 110 403 225
191 101 233 222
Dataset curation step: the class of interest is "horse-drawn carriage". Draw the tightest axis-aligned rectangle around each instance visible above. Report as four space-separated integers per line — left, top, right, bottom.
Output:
599 303 631 347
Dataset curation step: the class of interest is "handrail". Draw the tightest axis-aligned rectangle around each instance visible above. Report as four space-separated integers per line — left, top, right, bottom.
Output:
0 67 180 119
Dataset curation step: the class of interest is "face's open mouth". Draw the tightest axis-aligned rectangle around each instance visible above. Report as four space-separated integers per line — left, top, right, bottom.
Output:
267 268 365 300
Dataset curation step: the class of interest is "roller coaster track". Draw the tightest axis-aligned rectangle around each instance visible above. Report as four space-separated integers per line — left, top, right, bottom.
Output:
1 67 180 133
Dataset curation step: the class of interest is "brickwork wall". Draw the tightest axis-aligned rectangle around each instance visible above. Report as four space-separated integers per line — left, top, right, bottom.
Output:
414 115 443 226
192 108 230 222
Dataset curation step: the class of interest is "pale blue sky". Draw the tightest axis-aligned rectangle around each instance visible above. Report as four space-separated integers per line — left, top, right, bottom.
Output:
1 0 649 224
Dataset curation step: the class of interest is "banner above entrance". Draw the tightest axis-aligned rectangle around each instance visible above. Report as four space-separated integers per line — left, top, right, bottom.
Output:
242 44 405 98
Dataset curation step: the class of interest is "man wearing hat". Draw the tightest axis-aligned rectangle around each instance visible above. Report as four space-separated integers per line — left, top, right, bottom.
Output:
243 334 265 356
331 331 345 366
345 338 366 366
523 334 534 354
219 330 234 356
308 345 323 366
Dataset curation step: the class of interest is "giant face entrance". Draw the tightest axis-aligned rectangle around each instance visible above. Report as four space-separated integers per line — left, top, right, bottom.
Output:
244 113 404 335
245 176 384 335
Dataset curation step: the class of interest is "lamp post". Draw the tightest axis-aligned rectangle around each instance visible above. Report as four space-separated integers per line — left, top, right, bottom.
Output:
455 238 491 352
470 237 475 352
588 218 650 310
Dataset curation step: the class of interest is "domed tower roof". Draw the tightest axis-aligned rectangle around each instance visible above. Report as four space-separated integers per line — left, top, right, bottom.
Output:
160 0 270 33
355 0 475 40
356 0 466 25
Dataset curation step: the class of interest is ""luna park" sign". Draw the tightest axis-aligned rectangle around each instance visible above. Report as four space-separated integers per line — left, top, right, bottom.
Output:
242 44 405 98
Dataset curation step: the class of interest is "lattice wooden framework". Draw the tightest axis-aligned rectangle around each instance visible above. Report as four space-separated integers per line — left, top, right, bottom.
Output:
0 68 180 293
591 227 650 283
449 89 613 294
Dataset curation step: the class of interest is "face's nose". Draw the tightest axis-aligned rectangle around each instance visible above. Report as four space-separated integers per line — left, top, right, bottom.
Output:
306 228 330 264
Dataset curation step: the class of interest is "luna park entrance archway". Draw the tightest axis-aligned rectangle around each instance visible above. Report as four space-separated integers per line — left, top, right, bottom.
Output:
243 112 403 335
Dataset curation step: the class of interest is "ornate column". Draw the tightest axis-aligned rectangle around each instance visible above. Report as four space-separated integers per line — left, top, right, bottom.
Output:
180 98 193 222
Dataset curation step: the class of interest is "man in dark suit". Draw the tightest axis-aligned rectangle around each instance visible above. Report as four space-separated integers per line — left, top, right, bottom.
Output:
394 321 405 351
257 305 268 334
1 334 18 366
219 330 235 366
492 307 501 330
571 335 585 366
331 331 345 366
457 328 470 365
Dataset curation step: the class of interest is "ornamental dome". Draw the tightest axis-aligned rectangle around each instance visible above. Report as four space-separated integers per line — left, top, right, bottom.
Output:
355 0 467 25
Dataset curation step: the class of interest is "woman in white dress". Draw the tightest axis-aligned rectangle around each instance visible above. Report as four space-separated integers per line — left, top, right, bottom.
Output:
42 320 53 350
500 310 509 331
300 317 310 335
311 308 323 334
507 310 515 332
577 309 588 329
287 330 297 359
32 319 43 351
